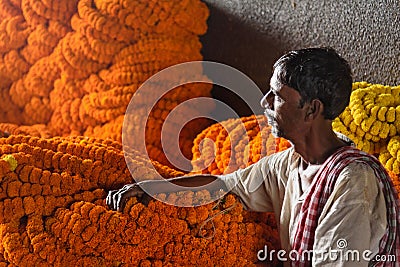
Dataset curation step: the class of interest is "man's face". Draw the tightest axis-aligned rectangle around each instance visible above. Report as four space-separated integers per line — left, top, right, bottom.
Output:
260 70 308 140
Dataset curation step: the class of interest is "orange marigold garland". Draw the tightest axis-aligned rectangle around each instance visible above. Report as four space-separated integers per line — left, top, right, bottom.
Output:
0 15 30 53
0 214 114 266
77 0 137 43
38 192 280 266
0 135 177 265
387 171 400 199
0 135 183 183
112 0 209 36
84 34 213 156
48 76 88 135
0 134 280 266
188 115 290 266
0 49 30 93
191 115 291 175
0 0 214 171
0 83 23 124
0 0 21 19
0 1 283 265
70 14 126 63
0 123 52 138
1 0 74 126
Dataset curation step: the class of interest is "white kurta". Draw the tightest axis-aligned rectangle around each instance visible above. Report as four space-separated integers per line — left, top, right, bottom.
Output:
221 144 387 266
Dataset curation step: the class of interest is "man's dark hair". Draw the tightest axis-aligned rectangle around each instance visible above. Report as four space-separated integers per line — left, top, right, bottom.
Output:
273 47 352 120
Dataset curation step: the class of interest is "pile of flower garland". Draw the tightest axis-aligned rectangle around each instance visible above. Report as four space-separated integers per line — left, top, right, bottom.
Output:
0 134 280 266
0 122 52 138
0 0 213 168
1 1 399 265
1 0 76 125
333 82 400 178
333 82 400 154
41 193 279 266
191 115 291 175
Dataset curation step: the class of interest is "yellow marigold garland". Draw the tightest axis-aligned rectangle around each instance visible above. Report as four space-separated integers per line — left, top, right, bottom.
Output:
379 136 400 174
333 82 400 154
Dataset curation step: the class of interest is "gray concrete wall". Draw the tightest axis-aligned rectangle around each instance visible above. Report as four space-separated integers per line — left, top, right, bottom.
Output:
201 0 400 116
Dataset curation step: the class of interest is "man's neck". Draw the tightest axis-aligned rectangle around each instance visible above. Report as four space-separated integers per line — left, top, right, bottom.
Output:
291 122 347 165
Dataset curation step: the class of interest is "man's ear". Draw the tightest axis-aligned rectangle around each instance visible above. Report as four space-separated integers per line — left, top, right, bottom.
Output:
305 99 323 120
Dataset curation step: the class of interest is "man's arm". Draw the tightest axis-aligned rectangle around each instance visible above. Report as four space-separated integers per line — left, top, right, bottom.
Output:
107 151 284 212
106 174 228 211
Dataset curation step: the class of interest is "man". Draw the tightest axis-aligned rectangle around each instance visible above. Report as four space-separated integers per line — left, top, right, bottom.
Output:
107 47 400 266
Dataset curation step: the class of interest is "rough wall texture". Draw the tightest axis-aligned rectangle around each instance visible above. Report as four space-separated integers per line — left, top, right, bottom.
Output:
201 0 400 116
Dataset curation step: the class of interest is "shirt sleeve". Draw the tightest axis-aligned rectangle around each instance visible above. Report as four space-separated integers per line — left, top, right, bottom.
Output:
219 149 292 213
312 162 387 267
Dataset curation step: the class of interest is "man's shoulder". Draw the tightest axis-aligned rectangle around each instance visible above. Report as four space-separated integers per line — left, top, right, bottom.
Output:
254 146 296 177
335 159 381 189
256 146 294 164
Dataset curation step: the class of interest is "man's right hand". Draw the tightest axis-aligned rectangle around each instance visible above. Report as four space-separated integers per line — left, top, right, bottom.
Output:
106 183 145 211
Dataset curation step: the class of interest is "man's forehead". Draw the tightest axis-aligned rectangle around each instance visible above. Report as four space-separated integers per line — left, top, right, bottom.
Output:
280 85 301 98
269 69 282 88
269 79 301 100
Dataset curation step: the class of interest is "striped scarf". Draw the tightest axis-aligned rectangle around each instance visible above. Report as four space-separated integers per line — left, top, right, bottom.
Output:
292 146 400 266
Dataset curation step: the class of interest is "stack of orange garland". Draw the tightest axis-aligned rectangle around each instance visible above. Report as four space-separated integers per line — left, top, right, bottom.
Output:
0 0 75 125
0 135 280 266
191 115 291 175
0 1 400 266
0 1 281 265
1 0 213 168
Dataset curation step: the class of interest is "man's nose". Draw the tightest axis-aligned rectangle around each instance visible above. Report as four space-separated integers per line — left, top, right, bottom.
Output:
260 90 274 110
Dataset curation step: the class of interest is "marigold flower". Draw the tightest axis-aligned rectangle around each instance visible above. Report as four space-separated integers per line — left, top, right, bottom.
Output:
0 0 314 265
336 83 400 152
191 115 291 175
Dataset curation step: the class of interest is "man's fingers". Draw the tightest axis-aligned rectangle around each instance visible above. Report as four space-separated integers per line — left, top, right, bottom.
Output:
113 188 125 211
117 187 141 212
106 189 118 210
117 190 129 212
106 184 145 211
106 188 126 211
106 191 112 208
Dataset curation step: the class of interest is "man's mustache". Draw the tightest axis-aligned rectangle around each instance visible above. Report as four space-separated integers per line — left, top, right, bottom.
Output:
263 109 275 121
